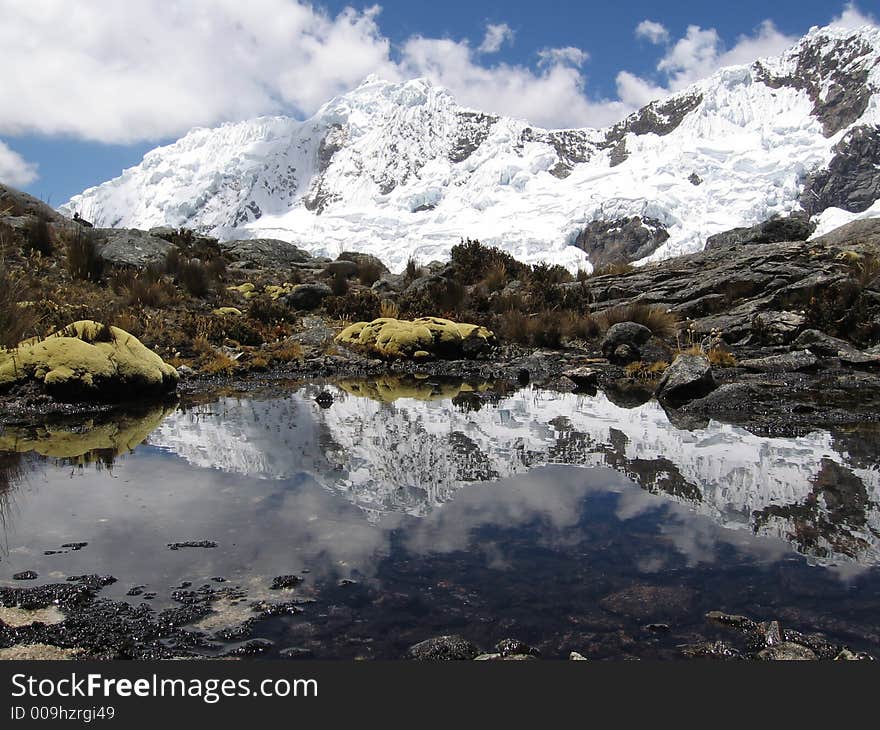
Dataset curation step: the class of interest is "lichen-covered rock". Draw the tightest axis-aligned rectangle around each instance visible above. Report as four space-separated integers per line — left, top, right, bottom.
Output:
0 321 178 401
656 353 716 404
335 317 495 359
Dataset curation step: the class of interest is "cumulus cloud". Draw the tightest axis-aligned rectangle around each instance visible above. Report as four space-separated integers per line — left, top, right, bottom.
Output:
537 46 590 67
0 1 866 138
478 23 515 54
617 19 796 105
830 2 877 29
635 20 670 45
0 141 38 187
0 0 398 143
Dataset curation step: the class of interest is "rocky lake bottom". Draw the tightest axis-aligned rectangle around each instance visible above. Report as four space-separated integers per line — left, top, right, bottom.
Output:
1 378 879 660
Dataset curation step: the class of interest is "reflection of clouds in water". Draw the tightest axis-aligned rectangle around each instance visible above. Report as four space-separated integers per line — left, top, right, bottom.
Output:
150 384 880 565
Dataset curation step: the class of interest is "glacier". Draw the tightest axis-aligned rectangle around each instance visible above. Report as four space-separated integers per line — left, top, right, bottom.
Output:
62 23 880 273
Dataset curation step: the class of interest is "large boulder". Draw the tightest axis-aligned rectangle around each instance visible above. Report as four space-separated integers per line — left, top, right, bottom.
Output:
601 322 653 362
335 317 495 359
283 283 332 311
0 321 178 401
406 635 480 661
573 216 669 268
656 353 716 403
740 351 820 373
336 251 389 274
94 228 176 268
792 329 880 366
705 213 816 250
219 238 315 270
0 183 66 223
324 259 359 278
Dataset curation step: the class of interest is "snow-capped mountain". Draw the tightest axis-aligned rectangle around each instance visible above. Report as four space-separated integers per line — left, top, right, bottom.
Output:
63 23 880 273
149 384 880 567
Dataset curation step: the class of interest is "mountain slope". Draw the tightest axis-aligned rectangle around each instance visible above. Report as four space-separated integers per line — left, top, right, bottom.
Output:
62 23 880 273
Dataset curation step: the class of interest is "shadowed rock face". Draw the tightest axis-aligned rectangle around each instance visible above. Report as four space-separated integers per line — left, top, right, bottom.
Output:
705 214 816 250
519 128 595 179
754 35 875 137
0 184 66 223
573 216 670 267
449 112 498 164
801 125 880 216
600 92 704 167
562 218 880 346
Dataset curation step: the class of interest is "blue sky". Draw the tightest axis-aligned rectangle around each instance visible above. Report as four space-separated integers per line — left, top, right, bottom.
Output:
0 0 875 205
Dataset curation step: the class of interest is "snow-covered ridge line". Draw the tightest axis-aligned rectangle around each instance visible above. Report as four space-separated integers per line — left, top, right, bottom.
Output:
63 24 880 273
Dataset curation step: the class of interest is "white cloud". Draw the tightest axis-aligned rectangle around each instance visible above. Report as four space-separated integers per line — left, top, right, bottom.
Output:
0 1 867 139
635 20 669 45
0 141 38 187
0 0 398 143
830 2 877 29
617 19 797 105
478 23 514 54
399 36 621 128
537 46 590 67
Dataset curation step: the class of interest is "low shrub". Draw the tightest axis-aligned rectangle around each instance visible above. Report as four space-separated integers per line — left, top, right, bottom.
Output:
66 227 105 282
23 218 53 256
0 261 36 348
596 302 679 339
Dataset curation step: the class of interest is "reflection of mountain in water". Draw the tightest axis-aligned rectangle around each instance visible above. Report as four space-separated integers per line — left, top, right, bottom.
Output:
149 384 880 566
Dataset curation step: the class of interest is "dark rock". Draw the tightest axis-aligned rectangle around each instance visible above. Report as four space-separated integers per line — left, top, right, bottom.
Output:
688 172 703 186
324 259 359 278
563 366 600 390
336 251 389 274
279 647 315 659
0 183 66 222
739 351 819 373
599 584 696 621
494 638 540 657
792 329 880 365
680 641 743 660
752 310 806 344
371 274 406 294
271 575 303 590
802 124 880 216
754 32 875 136
12 571 38 581
93 228 176 268
601 322 652 361
314 391 334 408
284 283 332 311
167 541 217 550
656 354 716 403
451 112 499 164
573 216 670 268
756 642 817 661
614 344 639 363
219 238 315 269
406 635 480 661
705 213 816 250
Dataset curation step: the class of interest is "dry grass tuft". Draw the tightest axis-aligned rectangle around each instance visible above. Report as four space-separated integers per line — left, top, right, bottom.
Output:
596 302 679 339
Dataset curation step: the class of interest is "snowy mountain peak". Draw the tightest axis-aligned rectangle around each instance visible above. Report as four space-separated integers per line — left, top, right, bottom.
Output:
63 23 880 273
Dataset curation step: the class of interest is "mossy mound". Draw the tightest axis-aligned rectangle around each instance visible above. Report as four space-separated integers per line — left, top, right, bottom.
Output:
335 317 495 359
0 406 171 461
0 321 179 401
338 377 491 403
